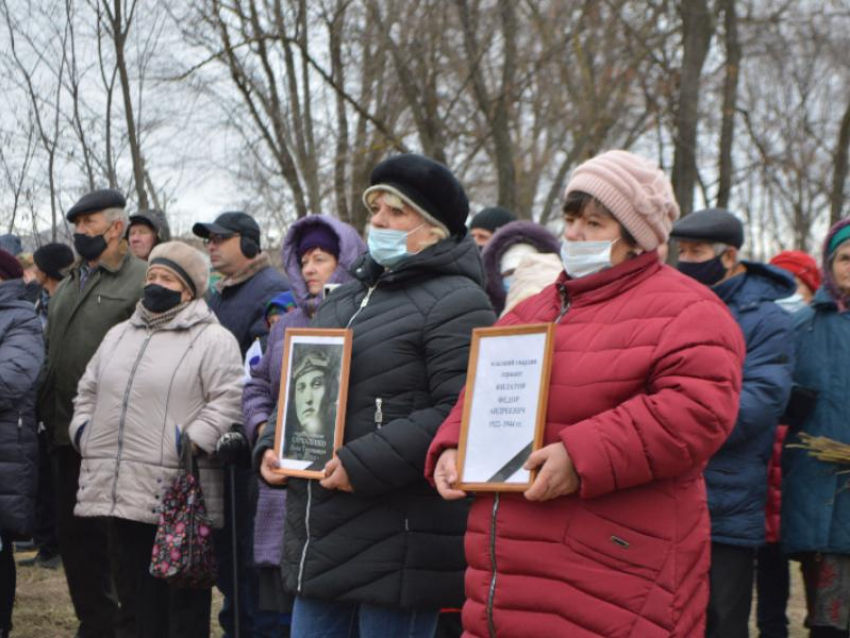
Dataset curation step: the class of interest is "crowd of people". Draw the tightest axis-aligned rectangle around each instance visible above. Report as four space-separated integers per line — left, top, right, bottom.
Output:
0 149 848 638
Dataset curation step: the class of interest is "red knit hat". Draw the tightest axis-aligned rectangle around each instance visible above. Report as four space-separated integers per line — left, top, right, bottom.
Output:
769 250 821 295
0 248 23 280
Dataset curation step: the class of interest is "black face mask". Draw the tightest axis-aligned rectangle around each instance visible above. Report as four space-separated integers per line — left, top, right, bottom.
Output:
677 255 728 287
73 227 111 261
142 284 183 313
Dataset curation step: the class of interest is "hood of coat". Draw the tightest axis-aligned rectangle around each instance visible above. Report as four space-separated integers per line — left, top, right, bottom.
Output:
0 278 28 308
282 215 366 312
481 221 561 314
128 298 220 331
354 234 487 288
713 261 797 311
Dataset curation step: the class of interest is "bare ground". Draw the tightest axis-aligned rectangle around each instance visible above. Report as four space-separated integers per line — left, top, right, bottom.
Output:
10 548 808 637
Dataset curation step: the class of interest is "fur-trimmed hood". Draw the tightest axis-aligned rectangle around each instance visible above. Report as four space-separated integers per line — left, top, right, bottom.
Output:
281 215 366 314
481 221 561 314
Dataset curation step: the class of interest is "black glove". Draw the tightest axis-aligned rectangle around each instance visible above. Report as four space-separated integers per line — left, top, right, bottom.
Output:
216 424 250 468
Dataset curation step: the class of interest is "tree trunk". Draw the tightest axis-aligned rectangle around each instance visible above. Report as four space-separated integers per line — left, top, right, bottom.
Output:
109 0 149 208
716 0 739 209
830 95 850 227
671 0 714 217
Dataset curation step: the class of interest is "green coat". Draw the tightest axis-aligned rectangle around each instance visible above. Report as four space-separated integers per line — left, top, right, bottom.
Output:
37 244 146 447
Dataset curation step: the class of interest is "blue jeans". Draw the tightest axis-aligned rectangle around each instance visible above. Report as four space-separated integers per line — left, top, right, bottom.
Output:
291 597 438 638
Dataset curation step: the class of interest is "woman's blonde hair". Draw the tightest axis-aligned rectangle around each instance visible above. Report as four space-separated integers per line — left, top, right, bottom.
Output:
365 189 449 247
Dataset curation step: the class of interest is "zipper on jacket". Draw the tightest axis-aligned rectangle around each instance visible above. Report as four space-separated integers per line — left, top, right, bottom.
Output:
345 284 378 329
486 493 501 638
297 479 313 593
109 329 154 515
556 284 571 323
374 398 383 429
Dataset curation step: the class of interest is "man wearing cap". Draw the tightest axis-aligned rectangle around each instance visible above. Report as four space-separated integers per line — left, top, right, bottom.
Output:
671 208 795 638
193 211 289 356
468 205 517 248
126 209 171 261
193 211 288 637
37 188 145 638
30 243 76 326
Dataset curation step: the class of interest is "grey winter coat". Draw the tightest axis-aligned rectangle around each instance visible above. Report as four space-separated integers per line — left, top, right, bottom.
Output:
70 300 243 527
0 279 44 535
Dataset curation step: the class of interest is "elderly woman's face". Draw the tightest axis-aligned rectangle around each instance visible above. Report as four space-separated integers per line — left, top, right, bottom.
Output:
146 266 192 302
832 242 850 295
295 369 326 434
563 201 636 266
368 191 433 254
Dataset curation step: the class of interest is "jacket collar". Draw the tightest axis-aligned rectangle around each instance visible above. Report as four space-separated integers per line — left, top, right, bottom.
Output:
712 261 797 311
215 253 272 292
556 251 661 308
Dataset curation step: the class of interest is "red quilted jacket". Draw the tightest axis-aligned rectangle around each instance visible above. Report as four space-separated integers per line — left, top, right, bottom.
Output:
765 424 788 544
426 254 746 638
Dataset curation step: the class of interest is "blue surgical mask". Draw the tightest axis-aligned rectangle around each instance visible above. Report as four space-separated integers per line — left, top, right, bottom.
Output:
775 292 807 314
560 238 617 279
367 224 424 268
502 276 513 292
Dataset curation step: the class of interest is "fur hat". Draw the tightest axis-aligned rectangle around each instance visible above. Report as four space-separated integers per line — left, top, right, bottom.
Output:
147 241 209 299
363 154 469 237
34 243 75 280
565 150 680 251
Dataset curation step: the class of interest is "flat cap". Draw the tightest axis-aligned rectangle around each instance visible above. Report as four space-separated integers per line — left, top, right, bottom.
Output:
669 208 744 249
66 188 126 223
470 207 517 233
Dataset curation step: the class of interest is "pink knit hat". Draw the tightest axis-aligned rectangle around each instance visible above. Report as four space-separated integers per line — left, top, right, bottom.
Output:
564 150 680 251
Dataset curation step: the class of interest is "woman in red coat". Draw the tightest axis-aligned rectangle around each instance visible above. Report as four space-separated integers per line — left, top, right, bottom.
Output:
427 150 747 638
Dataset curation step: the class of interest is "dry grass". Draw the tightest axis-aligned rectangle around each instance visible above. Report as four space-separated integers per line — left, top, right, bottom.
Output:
11 548 809 637
11 550 223 638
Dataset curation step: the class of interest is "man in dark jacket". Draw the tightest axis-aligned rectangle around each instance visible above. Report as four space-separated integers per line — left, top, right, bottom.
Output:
0 250 44 638
37 189 146 638
193 211 289 355
193 210 289 637
256 154 496 636
671 208 795 638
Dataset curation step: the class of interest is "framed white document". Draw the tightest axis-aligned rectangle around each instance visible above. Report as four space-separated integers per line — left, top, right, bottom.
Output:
272 328 353 479
456 323 555 492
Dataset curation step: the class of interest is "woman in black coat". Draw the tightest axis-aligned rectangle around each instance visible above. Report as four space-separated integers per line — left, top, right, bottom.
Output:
257 155 495 637
0 252 44 637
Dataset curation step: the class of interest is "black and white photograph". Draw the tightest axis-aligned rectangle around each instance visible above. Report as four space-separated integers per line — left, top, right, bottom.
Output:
274 329 352 478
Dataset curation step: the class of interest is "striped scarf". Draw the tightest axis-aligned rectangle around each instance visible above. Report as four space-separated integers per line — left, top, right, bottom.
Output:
136 300 191 331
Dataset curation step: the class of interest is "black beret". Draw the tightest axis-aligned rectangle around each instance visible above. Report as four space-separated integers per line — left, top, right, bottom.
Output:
367 154 469 237
66 189 126 222
470 206 517 233
669 208 744 249
33 243 75 280
192 211 261 245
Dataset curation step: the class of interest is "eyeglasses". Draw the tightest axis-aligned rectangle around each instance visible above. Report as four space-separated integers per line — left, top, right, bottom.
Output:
203 234 236 246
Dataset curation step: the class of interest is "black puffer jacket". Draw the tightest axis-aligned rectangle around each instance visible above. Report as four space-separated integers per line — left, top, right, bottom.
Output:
259 236 495 610
0 279 44 535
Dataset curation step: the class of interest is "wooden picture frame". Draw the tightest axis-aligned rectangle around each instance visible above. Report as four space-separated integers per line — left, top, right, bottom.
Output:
455 323 555 492
272 328 353 479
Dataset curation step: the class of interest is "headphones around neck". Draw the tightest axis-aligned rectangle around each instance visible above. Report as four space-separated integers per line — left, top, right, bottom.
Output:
241 235 260 259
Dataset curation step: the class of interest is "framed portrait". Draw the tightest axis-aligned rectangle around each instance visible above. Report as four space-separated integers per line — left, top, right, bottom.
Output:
272 328 353 479
455 323 555 492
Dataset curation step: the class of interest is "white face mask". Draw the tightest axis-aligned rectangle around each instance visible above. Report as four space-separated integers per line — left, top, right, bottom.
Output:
775 292 807 314
560 238 617 279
